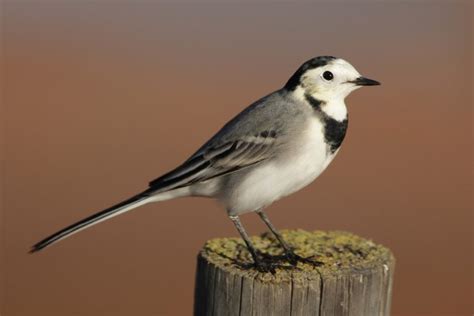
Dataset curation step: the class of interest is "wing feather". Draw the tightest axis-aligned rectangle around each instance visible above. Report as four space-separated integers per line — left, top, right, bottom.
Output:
148 131 279 192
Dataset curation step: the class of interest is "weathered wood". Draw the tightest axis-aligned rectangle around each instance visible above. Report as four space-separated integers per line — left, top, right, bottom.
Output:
194 230 395 316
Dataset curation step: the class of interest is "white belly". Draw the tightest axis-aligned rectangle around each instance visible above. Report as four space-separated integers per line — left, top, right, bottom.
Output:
223 118 338 215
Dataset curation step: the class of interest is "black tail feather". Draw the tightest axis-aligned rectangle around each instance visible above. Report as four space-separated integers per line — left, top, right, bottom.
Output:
30 190 153 253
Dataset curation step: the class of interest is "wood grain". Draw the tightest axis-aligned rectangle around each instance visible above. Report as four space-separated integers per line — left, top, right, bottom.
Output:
194 230 395 316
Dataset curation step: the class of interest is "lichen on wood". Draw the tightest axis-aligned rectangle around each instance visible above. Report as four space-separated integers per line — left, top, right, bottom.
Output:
201 229 394 282
195 229 395 316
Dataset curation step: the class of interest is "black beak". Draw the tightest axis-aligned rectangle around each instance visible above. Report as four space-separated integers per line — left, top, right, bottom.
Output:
350 76 380 86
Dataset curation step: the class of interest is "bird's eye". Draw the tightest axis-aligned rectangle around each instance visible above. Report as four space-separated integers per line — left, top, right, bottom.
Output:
322 71 334 81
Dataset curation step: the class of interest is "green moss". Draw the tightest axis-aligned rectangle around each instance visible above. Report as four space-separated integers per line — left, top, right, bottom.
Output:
200 229 394 283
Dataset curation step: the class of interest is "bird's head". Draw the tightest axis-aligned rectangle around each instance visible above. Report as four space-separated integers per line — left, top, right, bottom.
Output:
285 56 380 103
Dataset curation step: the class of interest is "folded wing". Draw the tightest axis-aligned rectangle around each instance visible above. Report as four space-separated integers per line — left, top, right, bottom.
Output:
148 131 279 192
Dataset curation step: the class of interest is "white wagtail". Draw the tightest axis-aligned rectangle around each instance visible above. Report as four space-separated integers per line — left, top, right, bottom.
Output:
31 56 380 271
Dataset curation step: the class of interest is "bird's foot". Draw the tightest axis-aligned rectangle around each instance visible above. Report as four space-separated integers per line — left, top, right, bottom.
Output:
241 250 322 273
251 253 294 273
285 250 323 267
253 259 280 273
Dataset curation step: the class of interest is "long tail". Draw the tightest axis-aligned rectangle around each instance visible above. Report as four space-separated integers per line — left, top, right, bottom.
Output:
30 189 155 253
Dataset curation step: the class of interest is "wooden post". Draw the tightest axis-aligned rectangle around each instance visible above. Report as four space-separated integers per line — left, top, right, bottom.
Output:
194 230 395 316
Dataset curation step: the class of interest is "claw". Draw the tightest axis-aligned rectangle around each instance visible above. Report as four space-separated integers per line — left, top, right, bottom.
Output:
253 253 293 273
246 250 323 273
285 251 323 267
254 259 278 273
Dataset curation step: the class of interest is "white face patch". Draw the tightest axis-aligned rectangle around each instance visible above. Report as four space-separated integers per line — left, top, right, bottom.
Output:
289 58 365 121
298 58 362 103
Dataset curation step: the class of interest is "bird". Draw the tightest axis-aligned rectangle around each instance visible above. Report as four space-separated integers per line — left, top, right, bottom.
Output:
30 56 380 271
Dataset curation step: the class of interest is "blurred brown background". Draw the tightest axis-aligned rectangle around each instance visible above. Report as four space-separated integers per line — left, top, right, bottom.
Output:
1 1 472 315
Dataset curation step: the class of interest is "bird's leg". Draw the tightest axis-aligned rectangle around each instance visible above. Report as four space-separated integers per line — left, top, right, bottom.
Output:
229 215 259 263
255 210 293 254
229 215 278 273
256 210 322 267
